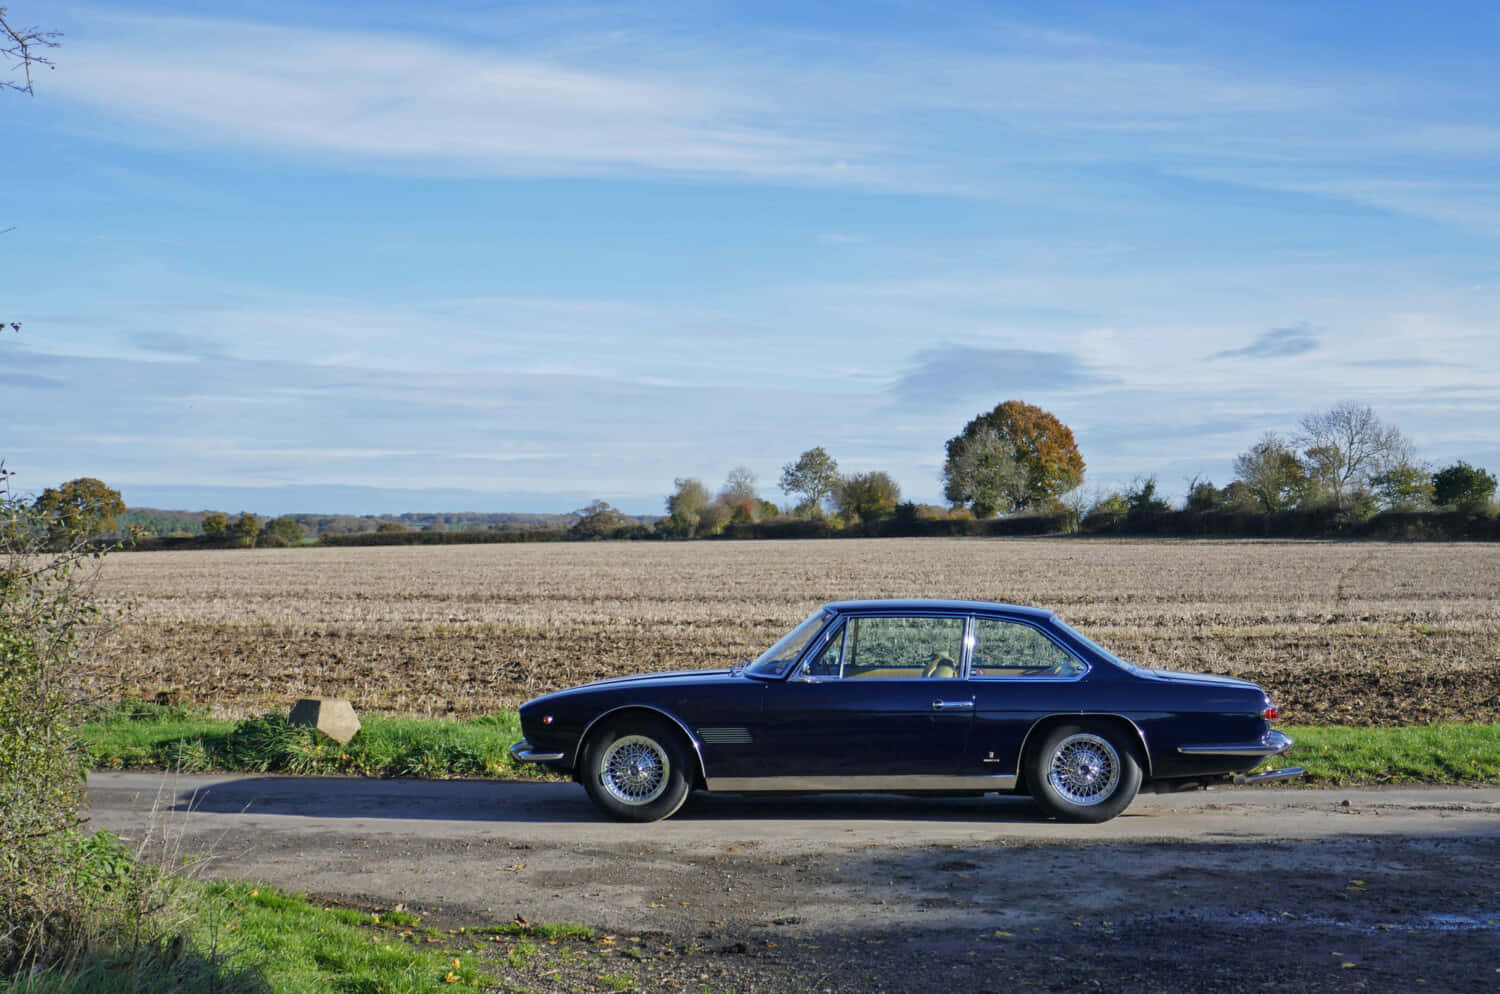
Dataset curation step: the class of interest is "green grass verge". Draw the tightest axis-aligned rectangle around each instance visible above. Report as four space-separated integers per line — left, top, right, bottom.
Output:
0 879 500 994
1282 724 1500 786
83 702 1500 787
82 700 537 780
201 882 491 992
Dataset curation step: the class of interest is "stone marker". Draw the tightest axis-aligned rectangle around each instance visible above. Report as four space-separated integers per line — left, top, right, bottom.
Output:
288 697 361 745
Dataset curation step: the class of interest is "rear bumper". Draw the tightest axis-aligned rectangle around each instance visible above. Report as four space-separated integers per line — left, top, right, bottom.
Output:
509 740 566 763
1178 729 1294 758
1178 729 1303 784
1233 765 1304 785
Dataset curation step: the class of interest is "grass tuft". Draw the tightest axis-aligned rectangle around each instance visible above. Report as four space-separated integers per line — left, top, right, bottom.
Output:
83 701 540 781
0 880 503 993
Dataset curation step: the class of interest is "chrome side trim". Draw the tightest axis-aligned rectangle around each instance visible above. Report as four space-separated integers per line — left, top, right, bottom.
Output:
705 773 1017 792
509 741 566 763
1015 714 1153 779
577 705 709 783
969 672 1090 683
1179 730 1294 758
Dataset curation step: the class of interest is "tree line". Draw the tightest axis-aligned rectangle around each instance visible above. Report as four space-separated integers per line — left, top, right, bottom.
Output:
636 398 1495 540
20 398 1499 549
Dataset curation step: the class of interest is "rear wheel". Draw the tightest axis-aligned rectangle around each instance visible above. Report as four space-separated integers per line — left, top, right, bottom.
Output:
580 717 692 822
1026 722 1142 823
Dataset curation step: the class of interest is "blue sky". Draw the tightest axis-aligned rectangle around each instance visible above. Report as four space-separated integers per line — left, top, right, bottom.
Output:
4 0 1498 515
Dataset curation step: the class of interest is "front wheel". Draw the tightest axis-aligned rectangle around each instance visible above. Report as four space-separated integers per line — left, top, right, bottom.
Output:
1026 722 1142 823
580 717 692 822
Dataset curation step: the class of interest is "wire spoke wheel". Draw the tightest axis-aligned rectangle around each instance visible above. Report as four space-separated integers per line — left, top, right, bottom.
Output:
599 734 670 806
1046 733 1121 806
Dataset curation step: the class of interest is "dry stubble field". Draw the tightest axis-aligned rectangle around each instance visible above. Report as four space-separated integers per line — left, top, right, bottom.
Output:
88 538 1500 726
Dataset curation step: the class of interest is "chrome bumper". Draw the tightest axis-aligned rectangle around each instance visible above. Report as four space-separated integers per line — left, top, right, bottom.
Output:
509 740 566 763
1178 729 1295 758
1233 766 1304 785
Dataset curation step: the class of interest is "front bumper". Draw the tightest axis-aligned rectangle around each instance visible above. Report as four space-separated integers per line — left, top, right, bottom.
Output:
509 740 566 763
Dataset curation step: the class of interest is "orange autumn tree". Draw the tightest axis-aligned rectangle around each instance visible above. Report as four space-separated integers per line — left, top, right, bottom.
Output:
943 400 1084 515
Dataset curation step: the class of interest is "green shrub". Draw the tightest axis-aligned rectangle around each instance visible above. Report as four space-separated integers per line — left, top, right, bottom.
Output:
1 474 105 971
1432 461 1497 509
1081 493 1129 532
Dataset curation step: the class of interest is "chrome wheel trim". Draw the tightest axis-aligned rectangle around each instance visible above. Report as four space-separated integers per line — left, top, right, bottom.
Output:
599 735 670 806
1046 733 1121 806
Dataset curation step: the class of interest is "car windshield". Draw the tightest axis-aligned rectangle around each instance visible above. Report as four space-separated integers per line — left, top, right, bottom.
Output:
746 610 831 677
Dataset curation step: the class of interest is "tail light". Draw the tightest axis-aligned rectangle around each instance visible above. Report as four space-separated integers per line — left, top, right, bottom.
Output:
1263 706 1279 721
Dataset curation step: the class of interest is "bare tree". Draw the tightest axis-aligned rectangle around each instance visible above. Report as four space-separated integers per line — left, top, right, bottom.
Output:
717 466 758 504
717 467 762 525
2 8 60 335
1296 402 1410 509
1 7 59 96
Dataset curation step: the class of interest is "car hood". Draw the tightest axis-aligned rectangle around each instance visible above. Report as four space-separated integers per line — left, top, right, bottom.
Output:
1140 669 1263 692
574 668 734 690
524 668 737 707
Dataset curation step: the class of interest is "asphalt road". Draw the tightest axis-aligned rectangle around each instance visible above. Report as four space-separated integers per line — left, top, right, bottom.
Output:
87 774 1500 992
88 772 1500 848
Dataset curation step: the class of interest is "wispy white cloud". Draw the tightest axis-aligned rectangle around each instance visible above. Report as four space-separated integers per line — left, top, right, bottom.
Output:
49 4 1496 214
53 12 872 183
892 345 1110 405
1210 325 1319 361
1180 169 1500 235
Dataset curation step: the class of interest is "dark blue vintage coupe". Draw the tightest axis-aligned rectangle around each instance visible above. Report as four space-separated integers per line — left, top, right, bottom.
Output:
510 599 1301 823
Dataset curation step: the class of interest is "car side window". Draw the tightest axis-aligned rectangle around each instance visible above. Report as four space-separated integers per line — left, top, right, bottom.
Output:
804 625 846 677
970 619 1084 678
841 616 964 679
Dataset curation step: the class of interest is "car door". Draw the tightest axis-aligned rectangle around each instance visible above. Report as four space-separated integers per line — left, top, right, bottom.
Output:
964 616 1090 778
751 613 974 785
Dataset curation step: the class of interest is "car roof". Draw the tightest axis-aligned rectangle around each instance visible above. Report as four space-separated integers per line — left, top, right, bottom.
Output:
822 598 1055 621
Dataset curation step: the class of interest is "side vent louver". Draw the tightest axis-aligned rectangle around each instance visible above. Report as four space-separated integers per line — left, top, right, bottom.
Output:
699 727 753 745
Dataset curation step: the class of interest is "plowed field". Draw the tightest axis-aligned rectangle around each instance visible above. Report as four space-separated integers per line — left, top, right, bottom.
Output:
89 538 1500 725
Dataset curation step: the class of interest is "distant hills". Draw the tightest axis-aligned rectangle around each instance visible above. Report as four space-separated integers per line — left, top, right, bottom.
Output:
117 507 659 539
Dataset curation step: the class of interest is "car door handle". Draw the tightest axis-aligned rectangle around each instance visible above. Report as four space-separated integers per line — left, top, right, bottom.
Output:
930 700 974 711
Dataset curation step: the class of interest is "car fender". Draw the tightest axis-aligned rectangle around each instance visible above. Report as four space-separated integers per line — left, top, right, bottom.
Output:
1017 713 1153 779
577 704 709 785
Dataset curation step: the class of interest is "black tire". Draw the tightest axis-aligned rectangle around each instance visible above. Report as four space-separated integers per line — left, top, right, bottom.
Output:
579 716 693 822
1025 721 1142 823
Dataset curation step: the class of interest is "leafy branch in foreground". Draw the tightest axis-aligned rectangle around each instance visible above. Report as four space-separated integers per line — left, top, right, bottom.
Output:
0 463 120 971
